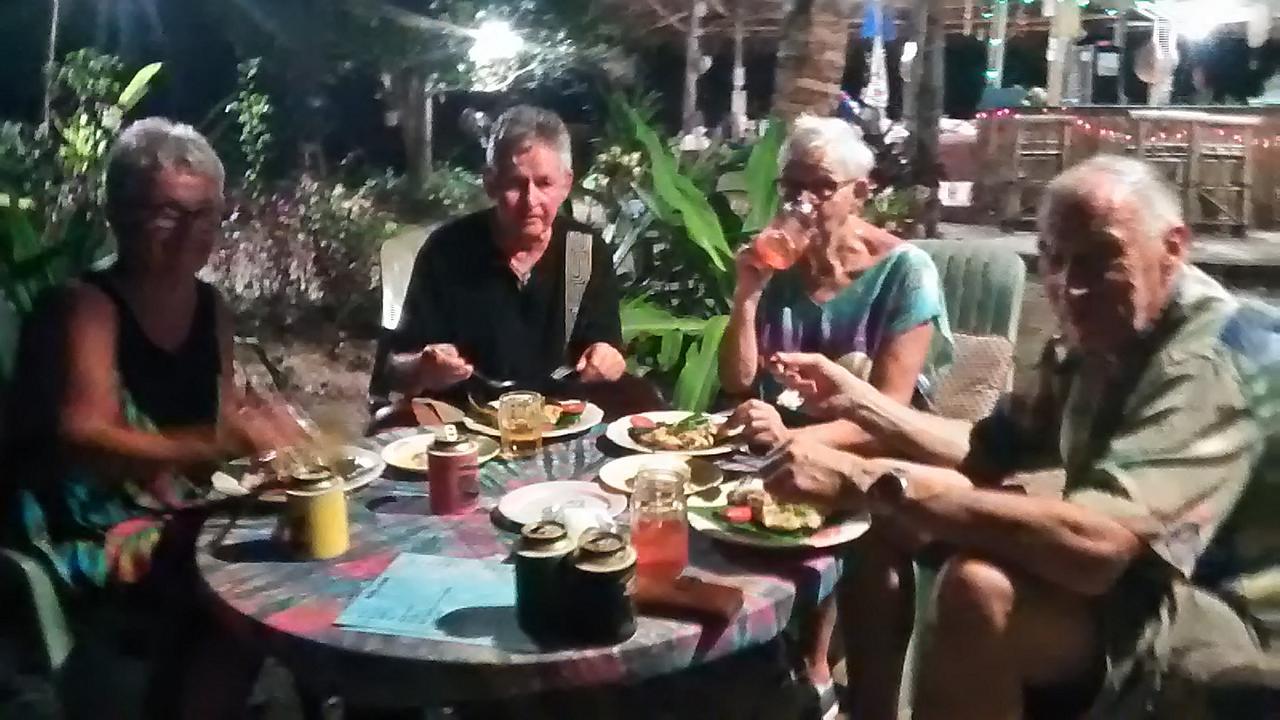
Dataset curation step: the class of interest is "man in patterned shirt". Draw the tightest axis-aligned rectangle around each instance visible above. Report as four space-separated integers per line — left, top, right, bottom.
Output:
763 155 1279 718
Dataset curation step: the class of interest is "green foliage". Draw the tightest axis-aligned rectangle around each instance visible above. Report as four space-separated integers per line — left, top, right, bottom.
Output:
399 163 487 222
0 50 161 315
225 59 274 198
863 186 923 236
594 102 784 412
205 172 400 332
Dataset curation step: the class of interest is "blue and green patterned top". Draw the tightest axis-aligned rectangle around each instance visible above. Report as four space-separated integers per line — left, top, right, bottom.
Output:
755 243 954 405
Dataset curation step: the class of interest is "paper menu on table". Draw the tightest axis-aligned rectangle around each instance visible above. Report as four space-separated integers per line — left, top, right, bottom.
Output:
335 553 531 648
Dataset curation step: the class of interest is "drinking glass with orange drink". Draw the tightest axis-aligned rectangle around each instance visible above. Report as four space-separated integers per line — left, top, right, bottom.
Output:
631 465 690 582
750 199 817 270
498 390 545 460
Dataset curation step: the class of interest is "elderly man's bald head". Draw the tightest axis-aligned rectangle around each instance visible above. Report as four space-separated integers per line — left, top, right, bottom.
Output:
1036 155 1189 358
1039 155 1184 248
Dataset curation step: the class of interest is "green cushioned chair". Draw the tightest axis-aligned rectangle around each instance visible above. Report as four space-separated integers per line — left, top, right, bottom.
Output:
896 238 1027 717
914 238 1026 345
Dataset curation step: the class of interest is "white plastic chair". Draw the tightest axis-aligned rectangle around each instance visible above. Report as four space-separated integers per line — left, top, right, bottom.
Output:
380 225 434 331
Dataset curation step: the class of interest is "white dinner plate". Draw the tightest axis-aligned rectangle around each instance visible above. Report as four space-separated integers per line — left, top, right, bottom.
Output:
210 445 386 502
497 480 628 528
604 411 738 457
596 454 725 496
463 401 604 439
380 432 501 472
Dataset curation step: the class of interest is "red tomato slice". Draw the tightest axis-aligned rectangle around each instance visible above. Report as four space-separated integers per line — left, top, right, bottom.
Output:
721 505 753 524
558 400 587 415
630 415 657 429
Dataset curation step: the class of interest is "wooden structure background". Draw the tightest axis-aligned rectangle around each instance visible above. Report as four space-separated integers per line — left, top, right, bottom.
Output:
949 107 1280 231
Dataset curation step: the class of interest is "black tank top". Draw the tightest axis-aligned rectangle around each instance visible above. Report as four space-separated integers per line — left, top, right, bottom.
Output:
85 273 221 428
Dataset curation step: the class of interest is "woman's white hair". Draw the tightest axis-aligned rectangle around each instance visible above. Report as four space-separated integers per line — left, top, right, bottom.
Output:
779 115 876 181
485 105 573 174
1039 154 1184 245
105 117 224 225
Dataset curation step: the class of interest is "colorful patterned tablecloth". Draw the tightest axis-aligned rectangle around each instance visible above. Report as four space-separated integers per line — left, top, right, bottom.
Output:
195 427 844 707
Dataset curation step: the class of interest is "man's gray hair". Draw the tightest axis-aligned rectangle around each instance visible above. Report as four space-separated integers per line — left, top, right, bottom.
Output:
1039 154 1184 244
485 105 573 174
105 117 225 224
779 115 875 181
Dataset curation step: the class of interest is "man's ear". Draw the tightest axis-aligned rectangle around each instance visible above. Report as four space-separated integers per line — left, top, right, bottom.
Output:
852 179 872 201
1164 224 1190 263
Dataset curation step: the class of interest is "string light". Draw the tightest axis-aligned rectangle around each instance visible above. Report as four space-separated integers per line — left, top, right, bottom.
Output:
971 111 1277 148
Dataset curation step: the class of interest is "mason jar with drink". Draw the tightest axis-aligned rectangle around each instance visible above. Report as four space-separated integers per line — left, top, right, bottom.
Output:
630 464 690 583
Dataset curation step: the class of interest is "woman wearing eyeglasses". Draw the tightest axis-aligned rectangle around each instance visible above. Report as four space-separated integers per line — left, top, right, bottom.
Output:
718 115 953 720
3 118 299 718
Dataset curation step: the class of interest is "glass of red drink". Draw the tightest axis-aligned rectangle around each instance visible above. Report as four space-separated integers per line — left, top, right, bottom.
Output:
631 466 690 583
752 200 816 270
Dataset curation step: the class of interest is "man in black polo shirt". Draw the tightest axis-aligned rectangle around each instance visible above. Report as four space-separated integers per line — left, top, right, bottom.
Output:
371 106 625 407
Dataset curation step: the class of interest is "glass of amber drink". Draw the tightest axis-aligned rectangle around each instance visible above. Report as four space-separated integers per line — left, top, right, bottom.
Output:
631 465 690 582
752 200 816 270
498 391 545 459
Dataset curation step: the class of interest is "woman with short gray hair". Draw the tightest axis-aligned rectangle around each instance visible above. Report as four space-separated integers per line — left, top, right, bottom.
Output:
5 117 297 718
718 113 954 717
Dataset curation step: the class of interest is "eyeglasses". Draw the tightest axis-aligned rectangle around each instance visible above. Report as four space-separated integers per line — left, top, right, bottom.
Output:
775 177 860 202
140 203 226 234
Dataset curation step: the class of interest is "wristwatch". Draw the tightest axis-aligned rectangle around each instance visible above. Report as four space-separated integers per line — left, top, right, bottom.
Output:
868 469 909 509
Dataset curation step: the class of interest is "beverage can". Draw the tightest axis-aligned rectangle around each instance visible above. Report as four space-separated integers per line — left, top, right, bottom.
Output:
427 425 479 515
514 520 576 644
565 531 638 645
285 472 349 560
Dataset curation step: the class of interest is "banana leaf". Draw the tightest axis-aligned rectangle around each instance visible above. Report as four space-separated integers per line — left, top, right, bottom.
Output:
742 120 784 234
671 314 728 413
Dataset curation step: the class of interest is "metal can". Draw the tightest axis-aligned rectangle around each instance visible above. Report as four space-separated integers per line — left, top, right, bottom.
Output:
565 531 638 645
285 471 350 560
514 520 576 643
427 425 479 515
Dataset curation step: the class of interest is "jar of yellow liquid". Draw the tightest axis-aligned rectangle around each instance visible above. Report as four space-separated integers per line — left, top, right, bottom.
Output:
285 471 350 560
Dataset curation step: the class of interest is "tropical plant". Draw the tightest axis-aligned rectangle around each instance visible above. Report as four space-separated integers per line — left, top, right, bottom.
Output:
0 51 161 315
224 58 274 199
203 172 399 333
399 163 487 222
607 104 784 412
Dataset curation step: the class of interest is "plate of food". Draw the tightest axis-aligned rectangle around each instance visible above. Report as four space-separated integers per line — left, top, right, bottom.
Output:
497 480 628 527
596 454 725 497
463 398 604 439
686 478 870 549
604 411 740 456
380 431 501 472
210 445 386 502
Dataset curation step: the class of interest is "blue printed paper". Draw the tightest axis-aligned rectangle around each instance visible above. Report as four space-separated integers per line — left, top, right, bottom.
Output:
335 553 535 649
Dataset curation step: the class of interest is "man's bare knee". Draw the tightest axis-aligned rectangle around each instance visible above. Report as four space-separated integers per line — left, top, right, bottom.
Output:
931 555 1016 633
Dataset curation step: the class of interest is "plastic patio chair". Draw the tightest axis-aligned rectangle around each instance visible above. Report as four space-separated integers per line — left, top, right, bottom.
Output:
380 224 434 331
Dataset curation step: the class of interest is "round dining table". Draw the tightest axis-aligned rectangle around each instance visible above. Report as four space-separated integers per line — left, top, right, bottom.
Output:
195 425 845 710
